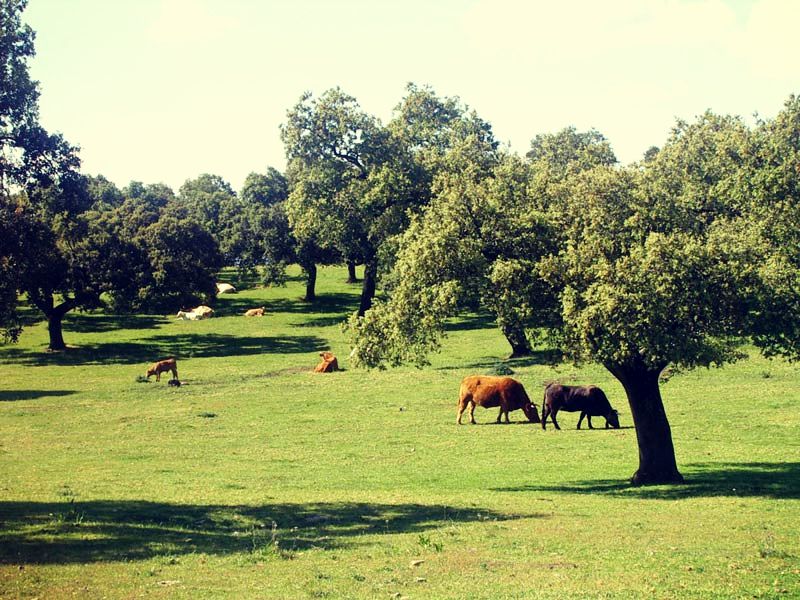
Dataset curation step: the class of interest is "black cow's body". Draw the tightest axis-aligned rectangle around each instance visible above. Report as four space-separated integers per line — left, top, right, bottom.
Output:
541 383 620 430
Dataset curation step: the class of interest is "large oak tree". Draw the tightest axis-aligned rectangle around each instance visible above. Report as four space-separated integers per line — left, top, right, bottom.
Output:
350 103 800 486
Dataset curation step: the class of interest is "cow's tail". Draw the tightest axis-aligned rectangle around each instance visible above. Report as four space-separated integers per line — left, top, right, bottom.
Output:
541 381 555 405
541 381 557 422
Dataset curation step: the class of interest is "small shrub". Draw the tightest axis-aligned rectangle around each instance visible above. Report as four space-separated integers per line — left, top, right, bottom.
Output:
489 363 514 376
417 533 444 552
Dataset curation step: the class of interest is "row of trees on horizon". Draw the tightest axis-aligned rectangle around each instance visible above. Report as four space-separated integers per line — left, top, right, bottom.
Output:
3 0 800 485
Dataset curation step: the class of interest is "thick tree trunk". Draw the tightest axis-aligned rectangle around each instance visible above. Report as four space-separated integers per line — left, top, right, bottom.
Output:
357 259 378 317
609 362 684 485
303 262 317 302
45 301 74 352
501 322 533 358
47 313 67 351
346 261 359 283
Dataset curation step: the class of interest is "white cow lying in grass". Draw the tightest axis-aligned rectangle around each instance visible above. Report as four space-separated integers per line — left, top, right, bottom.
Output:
176 305 214 320
176 310 201 320
216 282 236 294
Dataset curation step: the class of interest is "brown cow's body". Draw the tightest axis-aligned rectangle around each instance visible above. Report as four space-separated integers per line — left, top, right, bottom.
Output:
541 383 620 430
457 375 540 425
146 358 178 382
244 307 265 317
314 352 339 373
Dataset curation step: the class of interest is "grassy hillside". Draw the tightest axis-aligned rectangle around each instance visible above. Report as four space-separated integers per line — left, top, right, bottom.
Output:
1 266 798 599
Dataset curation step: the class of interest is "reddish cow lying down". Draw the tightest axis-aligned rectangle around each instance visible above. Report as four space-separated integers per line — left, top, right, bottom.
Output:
541 383 620 430
314 351 339 373
457 375 540 425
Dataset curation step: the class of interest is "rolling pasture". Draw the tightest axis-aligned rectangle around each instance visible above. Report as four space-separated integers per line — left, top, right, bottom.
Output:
1 266 798 599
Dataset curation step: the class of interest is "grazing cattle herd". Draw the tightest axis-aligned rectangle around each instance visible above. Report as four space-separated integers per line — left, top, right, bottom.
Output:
455 376 620 429
149 295 622 430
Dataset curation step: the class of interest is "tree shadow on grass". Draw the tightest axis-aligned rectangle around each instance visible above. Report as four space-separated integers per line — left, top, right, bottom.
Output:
268 293 359 316
0 390 77 402
492 462 800 500
210 293 359 320
62 314 169 334
436 350 563 373
0 500 541 565
444 313 496 332
291 315 350 328
0 333 328 367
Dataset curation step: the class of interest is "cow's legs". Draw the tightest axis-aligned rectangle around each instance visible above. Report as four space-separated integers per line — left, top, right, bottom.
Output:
541 405 549 430
171 367 178 381
551 409 561 430
587 415 594 429
497 403 510 424
468 401 476 424
577 412 586 429
456 398 467 425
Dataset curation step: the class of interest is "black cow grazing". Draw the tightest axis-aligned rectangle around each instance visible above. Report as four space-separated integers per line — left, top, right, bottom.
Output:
541 383 620 430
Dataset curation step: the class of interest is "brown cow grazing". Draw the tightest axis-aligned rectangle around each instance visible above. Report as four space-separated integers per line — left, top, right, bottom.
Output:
314 352 339 373
244 307 266 317
457 376 540 425
541 383 620 430
146 357 178 382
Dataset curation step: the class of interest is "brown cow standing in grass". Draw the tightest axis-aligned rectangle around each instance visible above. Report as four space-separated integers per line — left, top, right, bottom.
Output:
457 375 540 425
541 383 620 430
146 357 178 382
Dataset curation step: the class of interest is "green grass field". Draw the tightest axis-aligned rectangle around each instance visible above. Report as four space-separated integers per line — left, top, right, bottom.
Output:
1 266 799 599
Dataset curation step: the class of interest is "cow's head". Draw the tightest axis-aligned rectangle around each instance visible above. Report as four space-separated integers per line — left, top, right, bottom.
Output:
522 402 541 423
145 367 156 379
606 409 620 429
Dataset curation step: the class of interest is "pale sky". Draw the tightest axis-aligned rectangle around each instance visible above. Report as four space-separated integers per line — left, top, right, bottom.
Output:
24 0 800 193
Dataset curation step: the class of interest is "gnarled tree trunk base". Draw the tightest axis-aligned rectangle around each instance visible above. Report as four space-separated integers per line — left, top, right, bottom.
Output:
630 468 685 486
607 360 685 487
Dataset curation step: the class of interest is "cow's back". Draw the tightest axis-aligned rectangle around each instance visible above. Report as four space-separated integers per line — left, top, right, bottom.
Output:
460 375 525 408
545 383 609 413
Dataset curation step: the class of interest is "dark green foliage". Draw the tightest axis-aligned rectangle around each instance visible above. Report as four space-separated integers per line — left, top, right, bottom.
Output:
351 98 800 485
0 0 79 196
137 214 222 311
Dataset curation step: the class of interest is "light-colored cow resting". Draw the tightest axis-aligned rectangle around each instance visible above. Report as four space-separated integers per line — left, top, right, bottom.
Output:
314 351 339 373
216 282 237 294
244 307 266 317
176 310 201 320
176 305 214 320
193 305 214 317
